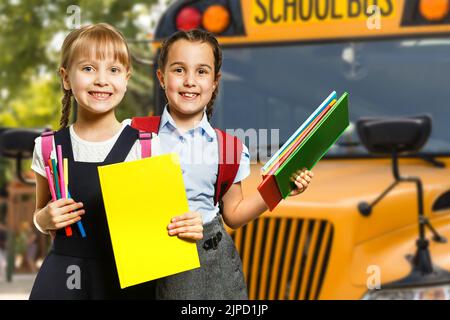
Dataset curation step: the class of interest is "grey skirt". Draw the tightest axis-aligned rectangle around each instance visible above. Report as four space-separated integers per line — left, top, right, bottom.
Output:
155 215 248 300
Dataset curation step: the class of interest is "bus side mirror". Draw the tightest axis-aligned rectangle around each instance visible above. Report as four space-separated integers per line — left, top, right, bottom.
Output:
356 114 431 155
0 128 45 185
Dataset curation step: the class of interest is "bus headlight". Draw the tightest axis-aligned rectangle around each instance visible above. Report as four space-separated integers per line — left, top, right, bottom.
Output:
362 284 450 300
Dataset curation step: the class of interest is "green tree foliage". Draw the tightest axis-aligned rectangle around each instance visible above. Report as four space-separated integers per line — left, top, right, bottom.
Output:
0 76 60 128
0 0 162 188
0 0 159 130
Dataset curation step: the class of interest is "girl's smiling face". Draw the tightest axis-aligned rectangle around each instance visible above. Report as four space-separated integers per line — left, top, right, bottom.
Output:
60 55 129 115
157 39 220 119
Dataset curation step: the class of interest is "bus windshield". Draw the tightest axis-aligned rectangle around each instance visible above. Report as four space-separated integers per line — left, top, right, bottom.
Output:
210 37 450 157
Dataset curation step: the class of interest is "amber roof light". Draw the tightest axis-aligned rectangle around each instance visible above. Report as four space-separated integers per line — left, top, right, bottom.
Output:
419 0 450 21
203 5 230 34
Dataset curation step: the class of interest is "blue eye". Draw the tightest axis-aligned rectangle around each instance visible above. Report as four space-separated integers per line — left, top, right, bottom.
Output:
82 66 93 72
111 67 120 73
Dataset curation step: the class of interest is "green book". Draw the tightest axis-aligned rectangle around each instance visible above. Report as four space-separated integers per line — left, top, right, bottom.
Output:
274 92 349 198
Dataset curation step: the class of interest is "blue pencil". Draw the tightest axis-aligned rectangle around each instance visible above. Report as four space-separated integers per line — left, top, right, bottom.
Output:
67 190 87 238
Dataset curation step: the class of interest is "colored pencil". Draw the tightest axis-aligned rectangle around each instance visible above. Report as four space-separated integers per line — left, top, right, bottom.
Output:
57 145 66 199
44 166 57 201
68 190 86 238
64 156 86 238
51 154 61 199
63 158 68 199
51 152 72 236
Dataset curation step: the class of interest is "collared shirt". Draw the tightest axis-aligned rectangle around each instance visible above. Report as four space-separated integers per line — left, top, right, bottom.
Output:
155 106 250 224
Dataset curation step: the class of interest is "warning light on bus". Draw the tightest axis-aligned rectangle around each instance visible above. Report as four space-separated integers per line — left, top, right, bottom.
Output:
419 0 449 21
176 6 202 31
203 5 230 34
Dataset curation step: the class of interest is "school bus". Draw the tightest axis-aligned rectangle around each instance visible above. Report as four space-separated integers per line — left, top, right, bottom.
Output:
151 0 450 300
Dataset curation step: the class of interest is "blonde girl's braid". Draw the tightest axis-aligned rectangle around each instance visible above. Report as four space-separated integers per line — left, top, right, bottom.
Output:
59 89 72 130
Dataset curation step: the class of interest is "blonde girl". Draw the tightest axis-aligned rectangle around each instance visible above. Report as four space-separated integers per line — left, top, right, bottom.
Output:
30 23 202 300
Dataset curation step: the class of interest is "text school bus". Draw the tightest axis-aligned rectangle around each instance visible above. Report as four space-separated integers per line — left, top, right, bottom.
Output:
151 0 450 300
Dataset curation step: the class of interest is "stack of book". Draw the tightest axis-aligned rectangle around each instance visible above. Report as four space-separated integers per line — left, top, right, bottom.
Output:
258 91 349 211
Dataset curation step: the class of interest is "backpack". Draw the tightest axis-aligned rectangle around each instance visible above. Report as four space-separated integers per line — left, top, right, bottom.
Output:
131 116 243 205
40 129 153 171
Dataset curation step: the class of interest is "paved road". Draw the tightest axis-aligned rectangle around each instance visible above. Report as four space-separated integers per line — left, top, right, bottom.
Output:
0 273 36 300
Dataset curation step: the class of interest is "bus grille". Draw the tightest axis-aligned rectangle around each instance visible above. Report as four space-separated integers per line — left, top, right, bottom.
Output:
231 217 334 300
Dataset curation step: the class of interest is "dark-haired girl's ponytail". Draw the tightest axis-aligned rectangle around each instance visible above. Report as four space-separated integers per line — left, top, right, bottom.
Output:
206 86 219 121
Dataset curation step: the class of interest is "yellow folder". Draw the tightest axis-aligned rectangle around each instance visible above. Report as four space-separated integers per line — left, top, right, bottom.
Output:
98 153 200 289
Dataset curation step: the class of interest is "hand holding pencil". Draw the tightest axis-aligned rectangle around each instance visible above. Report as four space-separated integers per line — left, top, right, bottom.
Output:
39 144 87 237
35 198 85 232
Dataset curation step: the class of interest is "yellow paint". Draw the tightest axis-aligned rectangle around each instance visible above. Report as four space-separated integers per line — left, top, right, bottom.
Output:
234 157 450 299
250 0 396 27
150 0 450 49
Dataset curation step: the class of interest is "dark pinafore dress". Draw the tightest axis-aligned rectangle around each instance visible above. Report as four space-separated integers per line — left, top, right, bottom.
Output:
29 125 155 300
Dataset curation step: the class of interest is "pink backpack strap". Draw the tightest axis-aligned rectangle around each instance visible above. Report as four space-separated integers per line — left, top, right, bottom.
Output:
132 116 161 158
138 132 152 158
214 129 243 205
41 130 55 165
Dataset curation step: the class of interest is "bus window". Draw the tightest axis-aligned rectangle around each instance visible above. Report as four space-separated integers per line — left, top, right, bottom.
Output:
210 37 450 157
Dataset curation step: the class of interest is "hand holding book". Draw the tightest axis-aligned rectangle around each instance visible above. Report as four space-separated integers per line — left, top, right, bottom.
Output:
288 168 314 196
